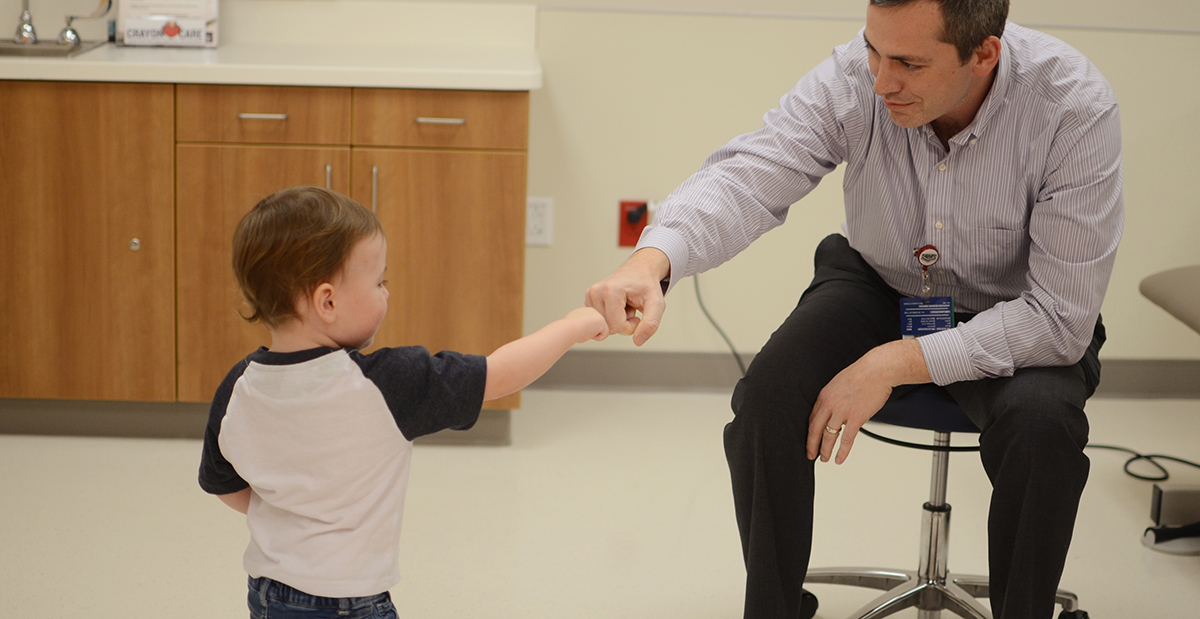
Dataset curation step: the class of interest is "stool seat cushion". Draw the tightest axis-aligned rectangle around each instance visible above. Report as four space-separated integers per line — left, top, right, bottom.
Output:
870 384 980 434
1140 265 1200 335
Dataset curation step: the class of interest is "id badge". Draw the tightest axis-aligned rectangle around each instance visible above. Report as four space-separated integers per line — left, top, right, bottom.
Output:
900 296 954 337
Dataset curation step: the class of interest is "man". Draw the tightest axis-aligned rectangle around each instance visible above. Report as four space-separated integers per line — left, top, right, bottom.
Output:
585 1 1122 618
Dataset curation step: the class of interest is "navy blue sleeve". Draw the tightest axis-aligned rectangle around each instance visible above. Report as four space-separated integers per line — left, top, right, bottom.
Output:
197 357 253 495
350 346 487 441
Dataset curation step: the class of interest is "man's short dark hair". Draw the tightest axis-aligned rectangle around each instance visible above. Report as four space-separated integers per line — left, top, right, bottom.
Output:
870 0 1008 63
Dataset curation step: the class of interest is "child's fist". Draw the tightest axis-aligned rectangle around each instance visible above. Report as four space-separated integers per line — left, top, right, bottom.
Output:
566 307 610 342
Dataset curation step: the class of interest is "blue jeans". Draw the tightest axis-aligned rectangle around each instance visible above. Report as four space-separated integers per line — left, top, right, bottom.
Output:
248 576 397 619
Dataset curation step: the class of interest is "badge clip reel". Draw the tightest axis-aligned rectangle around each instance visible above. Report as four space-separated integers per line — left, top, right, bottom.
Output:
901 245 954 339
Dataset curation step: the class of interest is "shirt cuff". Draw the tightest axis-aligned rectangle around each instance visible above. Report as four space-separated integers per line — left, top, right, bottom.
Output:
635 225 691 295
916 329 982 385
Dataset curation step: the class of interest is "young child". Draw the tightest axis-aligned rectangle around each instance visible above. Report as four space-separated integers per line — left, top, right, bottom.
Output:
198 186 611 619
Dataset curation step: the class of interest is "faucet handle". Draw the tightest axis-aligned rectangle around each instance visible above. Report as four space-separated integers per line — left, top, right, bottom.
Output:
14 9 37 44
57 16 80 46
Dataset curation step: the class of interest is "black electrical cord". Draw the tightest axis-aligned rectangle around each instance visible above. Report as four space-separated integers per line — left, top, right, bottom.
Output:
1085 444 1200 482
693 275 747 377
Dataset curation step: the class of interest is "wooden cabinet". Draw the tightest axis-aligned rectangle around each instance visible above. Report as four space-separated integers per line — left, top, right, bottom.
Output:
175 144 352 402
175 85 528 409
0 81 176 401
1 80 528 409
174 84 355 402
352 149 525 409
351 88 528 410
176 84 352 144
351 88 529 150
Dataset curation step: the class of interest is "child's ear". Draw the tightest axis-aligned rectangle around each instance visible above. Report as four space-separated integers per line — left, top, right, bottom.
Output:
311 282 337 325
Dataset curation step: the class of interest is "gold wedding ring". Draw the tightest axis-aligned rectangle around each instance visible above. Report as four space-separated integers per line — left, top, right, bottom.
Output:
824 425 842 435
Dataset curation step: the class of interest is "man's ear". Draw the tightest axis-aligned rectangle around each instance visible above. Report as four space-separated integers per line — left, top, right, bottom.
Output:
310 282 337 325
972 35 1002 77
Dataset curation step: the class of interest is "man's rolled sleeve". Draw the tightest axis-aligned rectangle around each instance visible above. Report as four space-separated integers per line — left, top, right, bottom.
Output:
917 329 983 385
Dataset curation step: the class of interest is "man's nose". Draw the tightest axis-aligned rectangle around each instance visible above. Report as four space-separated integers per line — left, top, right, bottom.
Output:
873 63 899 97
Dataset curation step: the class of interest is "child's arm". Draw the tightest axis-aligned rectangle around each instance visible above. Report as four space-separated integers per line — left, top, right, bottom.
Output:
484 307 609 401
218 488 251 514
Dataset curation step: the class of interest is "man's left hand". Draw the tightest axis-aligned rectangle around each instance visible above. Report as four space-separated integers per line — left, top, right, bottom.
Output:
806 339 931 464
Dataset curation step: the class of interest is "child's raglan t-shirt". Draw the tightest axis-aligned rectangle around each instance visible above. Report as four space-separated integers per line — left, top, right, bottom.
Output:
198 346 486 598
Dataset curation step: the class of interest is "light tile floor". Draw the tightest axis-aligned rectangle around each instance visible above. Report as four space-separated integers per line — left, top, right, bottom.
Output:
1 390 1198 618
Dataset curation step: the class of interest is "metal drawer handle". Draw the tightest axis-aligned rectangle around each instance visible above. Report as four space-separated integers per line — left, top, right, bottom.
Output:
415 117 466 125
237 113 289 120
325 164 332 189
371 165 379 214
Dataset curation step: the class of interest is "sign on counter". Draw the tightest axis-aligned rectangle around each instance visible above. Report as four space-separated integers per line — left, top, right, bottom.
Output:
118 0 218 47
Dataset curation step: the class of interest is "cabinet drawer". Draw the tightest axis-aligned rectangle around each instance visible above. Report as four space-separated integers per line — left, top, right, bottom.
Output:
352 89 529 150
177 84 352 145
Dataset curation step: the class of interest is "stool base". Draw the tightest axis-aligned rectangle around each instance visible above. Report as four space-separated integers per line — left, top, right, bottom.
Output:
804 568 1080 619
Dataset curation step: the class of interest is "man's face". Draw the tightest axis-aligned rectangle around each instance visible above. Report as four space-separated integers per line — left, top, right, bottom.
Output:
864 0 980 130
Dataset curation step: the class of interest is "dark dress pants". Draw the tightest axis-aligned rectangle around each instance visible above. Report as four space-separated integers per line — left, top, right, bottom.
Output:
724 234 1103 619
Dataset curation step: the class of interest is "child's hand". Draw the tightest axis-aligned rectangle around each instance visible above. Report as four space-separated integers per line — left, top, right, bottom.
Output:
565 307 611 343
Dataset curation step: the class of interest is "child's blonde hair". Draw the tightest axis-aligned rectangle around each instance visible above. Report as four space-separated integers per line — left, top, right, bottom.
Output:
232 186 383 329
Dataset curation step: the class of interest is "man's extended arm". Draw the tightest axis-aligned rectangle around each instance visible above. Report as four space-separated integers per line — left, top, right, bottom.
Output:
633 54 858 296
587 55 859 343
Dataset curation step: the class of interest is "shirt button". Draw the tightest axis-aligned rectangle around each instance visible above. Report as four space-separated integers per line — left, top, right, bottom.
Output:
938 163 947 171
935 221 944 230
970 138 978 146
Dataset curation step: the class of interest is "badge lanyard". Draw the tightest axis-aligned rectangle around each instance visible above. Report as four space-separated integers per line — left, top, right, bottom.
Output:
914 244 939 298
900 244 953 338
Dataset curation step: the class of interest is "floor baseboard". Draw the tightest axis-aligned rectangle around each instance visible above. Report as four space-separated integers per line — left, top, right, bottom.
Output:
0 399 512 445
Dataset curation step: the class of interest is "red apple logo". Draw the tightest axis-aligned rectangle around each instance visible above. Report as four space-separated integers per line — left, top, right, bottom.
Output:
163 21 181 37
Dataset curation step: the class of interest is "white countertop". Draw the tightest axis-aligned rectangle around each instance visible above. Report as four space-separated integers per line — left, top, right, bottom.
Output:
0 41 542 90
0 1 542 90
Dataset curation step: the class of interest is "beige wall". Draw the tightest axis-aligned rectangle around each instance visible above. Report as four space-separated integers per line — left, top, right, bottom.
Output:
7 0 1197 359
523 7 1200 360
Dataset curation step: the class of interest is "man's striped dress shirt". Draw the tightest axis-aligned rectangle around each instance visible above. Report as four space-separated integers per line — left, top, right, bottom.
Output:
637 22 1123 385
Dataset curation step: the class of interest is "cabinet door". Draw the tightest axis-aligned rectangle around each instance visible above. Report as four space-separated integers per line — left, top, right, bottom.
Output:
0 81 175 401
351 148 526 410
176 144 351 402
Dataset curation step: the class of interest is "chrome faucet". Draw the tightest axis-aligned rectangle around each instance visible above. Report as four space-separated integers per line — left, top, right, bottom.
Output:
57 0 112 46
14 0 37 44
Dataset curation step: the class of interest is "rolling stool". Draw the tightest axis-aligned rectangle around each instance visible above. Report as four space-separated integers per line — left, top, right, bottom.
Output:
804 384 1088 619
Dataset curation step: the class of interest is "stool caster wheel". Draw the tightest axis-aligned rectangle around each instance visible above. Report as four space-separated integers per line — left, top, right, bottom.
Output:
800 588 818 619
1058 610 1089 619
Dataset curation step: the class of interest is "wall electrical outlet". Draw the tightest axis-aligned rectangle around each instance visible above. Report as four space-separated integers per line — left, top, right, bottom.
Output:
619 200 649 247
526 196 553 246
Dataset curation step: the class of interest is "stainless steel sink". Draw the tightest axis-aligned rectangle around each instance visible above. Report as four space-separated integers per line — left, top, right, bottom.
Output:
0 40 105 58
